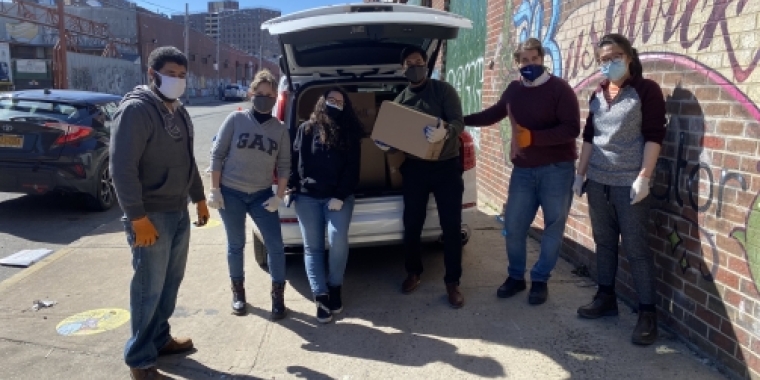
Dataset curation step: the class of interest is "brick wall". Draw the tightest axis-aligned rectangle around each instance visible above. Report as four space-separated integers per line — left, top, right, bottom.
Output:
480 0 760 378
137 12 278 98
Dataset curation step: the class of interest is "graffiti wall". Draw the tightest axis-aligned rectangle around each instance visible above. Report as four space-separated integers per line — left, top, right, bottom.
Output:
67 53 140 96
477 0 760 377
445 0 487 152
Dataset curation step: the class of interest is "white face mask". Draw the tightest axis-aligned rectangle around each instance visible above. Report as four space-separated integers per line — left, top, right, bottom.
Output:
154 72 186 100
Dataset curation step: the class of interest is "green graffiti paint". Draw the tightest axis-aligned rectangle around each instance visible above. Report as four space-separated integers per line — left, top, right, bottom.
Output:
731 192 760 292
446 0 487 153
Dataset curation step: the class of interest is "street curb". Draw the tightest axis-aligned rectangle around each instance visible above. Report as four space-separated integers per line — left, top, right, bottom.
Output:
0 221 120 293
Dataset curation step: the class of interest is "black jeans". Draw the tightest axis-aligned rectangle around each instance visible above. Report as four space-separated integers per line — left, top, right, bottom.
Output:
401 158 464 284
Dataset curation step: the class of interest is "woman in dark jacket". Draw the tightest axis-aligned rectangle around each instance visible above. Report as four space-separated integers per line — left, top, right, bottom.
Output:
288 87 363 324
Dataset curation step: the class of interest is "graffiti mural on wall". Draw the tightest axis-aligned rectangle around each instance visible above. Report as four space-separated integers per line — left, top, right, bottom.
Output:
446 0 487 152
68 53 140 96
507 0 760 292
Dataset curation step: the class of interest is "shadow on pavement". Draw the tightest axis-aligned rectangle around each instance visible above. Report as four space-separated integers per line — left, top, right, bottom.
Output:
159 356 264 380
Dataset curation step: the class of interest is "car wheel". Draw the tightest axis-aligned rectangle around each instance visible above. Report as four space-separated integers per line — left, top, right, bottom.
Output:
253 232 269 272
87 161 115 211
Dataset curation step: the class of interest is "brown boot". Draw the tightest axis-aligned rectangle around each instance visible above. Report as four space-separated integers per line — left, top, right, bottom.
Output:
577 292 619 319
158 336 194 356
231 280 247 316
446 283 464 309
130 367 169 380
631 311 658 345
401 274 421 294
271 282 287 321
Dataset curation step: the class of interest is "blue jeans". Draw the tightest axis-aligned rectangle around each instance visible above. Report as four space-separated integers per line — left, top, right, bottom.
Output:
218 186 286 283
122 210 190 369
295 195 355 296
503 161 574 282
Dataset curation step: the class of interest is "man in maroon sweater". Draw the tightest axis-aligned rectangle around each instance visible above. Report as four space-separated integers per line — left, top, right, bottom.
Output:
464 38 580 305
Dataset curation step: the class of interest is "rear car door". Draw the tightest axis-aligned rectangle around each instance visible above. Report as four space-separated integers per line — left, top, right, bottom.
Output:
262 3 472 85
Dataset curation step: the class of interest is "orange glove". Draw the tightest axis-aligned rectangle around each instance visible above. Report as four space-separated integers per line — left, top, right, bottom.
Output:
194 200 210 226
131 217 159 247
514 124 532 148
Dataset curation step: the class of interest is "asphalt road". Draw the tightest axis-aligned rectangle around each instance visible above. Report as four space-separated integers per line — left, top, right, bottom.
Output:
0 100 245 283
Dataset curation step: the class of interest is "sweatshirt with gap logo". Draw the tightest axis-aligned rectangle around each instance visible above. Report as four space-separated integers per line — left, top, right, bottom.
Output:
210 109 291 194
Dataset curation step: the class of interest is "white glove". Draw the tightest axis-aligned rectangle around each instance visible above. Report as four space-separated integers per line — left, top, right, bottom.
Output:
424 119 447 143
374 140 391 151
630 176 650 205
572 174 585 197
207 188 224 209
262 196 282 212
327 198 343 211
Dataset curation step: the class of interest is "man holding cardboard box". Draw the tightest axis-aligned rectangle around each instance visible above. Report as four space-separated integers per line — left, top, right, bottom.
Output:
374 46 466 309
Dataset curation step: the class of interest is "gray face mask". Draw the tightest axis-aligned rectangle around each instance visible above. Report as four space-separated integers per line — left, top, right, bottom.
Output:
252 96 276 113
404 65 428 84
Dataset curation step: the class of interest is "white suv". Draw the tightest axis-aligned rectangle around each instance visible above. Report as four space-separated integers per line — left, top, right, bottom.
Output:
253 3 476 267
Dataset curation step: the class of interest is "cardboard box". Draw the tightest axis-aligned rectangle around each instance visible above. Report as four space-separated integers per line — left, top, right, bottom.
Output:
371 100 444 160
348 92 377 135
357 137 386 190
386 150 406 189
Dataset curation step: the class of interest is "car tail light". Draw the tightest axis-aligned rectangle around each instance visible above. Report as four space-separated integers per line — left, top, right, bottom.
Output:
72 164 86 178
279 218 299 224
45 123 92 147
275 90 288 121
459 131 476 171
462 202 476 209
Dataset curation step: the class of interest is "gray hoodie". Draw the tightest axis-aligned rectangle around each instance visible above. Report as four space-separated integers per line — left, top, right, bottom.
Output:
110 85 205 220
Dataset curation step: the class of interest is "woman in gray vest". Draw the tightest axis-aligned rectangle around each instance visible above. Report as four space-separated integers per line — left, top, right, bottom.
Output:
573 34 666 345
207 69 291 320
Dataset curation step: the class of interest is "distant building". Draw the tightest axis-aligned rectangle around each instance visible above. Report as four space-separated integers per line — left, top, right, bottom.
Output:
171 2 280 61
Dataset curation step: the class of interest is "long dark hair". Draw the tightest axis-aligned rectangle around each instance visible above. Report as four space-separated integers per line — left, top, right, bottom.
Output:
306 87 364 150
597 33 643 78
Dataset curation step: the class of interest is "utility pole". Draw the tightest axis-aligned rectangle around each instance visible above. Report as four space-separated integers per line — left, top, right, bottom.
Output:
184 3 190 102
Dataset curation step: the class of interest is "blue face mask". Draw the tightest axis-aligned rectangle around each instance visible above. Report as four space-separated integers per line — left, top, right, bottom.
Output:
600 59 628 81
519 64 545 82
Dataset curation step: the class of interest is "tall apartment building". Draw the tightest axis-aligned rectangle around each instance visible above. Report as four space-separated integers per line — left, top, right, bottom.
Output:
172 2 280 61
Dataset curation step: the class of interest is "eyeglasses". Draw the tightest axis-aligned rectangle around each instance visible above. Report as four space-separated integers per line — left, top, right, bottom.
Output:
326 97 344 109
598 54 625 65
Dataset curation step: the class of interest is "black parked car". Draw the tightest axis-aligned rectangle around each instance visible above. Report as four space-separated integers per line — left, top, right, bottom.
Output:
0 89 122 211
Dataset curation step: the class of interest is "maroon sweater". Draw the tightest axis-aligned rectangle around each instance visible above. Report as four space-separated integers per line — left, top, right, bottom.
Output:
464 76 581 168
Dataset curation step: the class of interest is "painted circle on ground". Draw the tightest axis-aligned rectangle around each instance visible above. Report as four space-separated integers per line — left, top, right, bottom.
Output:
192 218 222 229
56 308 130 336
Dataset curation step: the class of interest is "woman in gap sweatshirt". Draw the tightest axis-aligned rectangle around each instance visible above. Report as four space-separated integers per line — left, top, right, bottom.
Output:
288 87 362 324
207 69 291 320
463 38 580 306
574 34 666 346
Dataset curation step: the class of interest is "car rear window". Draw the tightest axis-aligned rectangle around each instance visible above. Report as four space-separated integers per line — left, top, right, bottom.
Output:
292 38 432 67
0 99 86 123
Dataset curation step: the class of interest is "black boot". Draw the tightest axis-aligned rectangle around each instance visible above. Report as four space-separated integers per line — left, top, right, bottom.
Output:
577 292 619 319
231 280 247 316
328 285 343 314
315 294 333 324
632 311 658 345
271 282 287 321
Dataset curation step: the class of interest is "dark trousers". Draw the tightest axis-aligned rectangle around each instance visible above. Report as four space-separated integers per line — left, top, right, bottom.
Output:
401 158 464 284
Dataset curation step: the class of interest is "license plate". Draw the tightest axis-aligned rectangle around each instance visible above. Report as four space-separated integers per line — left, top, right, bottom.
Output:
0 134 23 148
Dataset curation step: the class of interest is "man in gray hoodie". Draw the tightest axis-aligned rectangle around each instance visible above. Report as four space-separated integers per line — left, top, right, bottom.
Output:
110 46 209 380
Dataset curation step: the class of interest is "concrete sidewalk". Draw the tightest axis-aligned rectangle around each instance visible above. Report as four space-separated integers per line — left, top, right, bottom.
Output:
0 207 726 379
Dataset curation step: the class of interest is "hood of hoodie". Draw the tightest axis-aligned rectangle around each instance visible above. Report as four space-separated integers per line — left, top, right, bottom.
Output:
122 85 193 139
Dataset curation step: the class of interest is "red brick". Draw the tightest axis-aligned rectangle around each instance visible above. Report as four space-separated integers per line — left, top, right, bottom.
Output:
740 278 760 299
717 120 746 136
727 256 753 280
695 304 723 330
715 268 741 290
726 138 758 156
709 328 737 355
723 154 741 171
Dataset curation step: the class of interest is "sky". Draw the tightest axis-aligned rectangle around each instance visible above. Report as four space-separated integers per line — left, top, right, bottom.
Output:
134 0 351 16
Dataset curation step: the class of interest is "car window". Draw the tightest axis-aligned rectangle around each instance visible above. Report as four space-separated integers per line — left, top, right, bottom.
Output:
0 98 86 123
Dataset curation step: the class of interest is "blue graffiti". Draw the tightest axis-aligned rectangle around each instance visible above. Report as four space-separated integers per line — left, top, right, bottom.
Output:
513 0 563 78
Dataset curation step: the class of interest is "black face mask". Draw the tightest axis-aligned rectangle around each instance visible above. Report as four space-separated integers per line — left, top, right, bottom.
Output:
252 96 276 114
404 65 428 84
326 104 342 120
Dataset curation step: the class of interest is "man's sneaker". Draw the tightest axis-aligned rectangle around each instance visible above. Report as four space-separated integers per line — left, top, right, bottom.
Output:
328 285 343 314
497 277 526 298
315 294 333 324
130 367 169 380
577 292 618 319
528 281 548 305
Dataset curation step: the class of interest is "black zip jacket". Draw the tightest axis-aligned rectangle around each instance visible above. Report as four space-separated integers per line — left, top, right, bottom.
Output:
289 121 361 200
